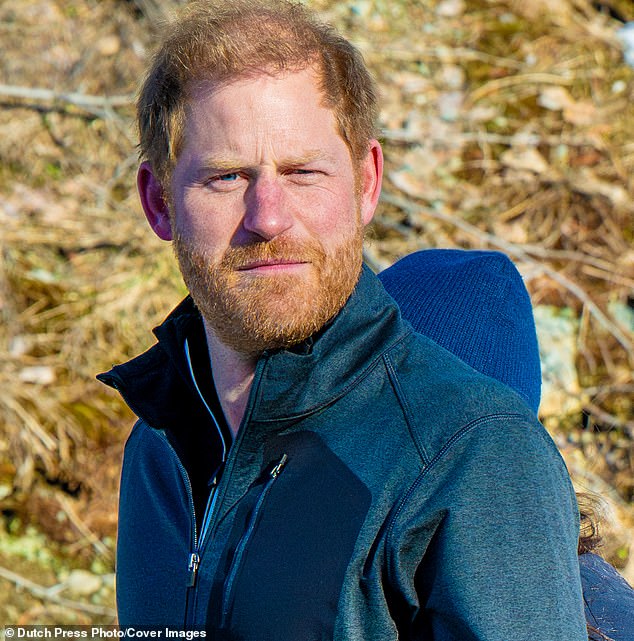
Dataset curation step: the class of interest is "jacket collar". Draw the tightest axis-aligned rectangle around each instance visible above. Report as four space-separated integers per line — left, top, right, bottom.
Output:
98 265 411 430
250 265 410 421
97 296 208 432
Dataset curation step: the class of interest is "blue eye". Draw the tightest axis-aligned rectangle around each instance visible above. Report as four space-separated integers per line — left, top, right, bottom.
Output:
218 173 239 182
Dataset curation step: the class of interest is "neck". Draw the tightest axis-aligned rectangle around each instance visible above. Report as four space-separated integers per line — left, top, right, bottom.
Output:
203 320 258 438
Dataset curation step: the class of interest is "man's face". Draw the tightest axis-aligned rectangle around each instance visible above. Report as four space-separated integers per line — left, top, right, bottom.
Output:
163 67 380 355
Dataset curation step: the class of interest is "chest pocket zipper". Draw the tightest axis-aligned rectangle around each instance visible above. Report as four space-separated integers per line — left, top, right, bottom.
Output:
220 454 288 627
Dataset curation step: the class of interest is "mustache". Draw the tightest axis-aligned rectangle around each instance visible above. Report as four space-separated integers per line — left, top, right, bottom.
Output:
219 237 326 270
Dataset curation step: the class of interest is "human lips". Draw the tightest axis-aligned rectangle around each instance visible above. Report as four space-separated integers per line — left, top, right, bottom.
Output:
236 258 310 272
222 237 325 274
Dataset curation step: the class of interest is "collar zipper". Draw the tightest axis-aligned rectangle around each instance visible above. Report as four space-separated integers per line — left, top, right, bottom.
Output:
184 338 228 590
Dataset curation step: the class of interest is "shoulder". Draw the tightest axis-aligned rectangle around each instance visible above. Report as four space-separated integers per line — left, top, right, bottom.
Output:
580 552 634 595
384 329 544 462
124 418 166 452
580 552 634 638
121 420 180 482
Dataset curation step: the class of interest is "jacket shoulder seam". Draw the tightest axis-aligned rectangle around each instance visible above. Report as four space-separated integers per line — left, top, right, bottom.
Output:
127 418 172 451
383 351 430 466
386 412 526 539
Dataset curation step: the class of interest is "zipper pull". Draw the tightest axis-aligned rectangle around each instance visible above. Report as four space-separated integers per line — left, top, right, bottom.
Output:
270 454 288 479
187 552 200 588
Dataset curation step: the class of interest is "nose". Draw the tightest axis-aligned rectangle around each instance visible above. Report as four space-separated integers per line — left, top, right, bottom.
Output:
242 176 293 240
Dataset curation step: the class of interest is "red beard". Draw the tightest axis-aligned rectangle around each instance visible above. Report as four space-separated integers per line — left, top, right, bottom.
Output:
173 228 364 355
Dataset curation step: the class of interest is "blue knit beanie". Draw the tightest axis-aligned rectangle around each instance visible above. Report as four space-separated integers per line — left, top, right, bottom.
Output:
378 249 541 413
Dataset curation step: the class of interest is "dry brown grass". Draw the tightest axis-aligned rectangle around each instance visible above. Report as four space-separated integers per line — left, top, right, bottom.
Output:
0 0 633 620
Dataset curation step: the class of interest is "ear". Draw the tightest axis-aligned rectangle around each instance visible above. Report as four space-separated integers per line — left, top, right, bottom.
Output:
358 139 383 227
137 161 173 241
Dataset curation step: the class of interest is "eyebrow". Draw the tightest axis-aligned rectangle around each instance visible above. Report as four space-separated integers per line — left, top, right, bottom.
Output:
197 157 243 172
196 150 332 172
280 151 332 166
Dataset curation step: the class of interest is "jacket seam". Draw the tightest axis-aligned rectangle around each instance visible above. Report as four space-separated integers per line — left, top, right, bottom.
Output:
121 418 148 465
383 351 430 466
583 592 600 628
135 420 197 548
385 412 526 543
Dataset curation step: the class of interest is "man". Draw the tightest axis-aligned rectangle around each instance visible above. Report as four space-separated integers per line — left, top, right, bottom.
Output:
98 1 587 637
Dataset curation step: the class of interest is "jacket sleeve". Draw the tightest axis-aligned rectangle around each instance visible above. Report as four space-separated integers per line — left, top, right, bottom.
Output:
386 414 588 641
116 420 193 627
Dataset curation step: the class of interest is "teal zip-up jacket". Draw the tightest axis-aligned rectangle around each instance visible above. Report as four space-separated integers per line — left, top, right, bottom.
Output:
99 266 587 639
